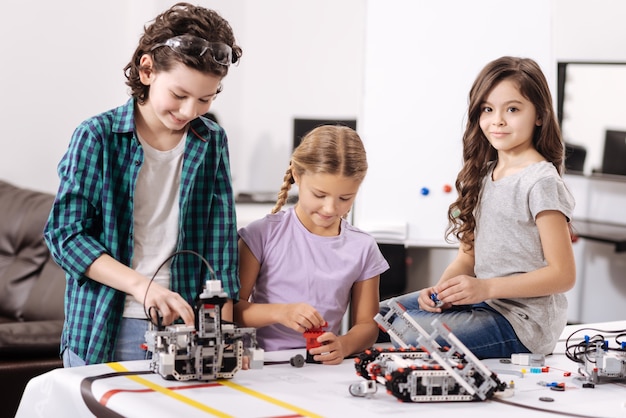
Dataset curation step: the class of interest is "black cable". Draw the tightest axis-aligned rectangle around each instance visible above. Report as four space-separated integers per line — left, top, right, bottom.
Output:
564 327 626 364
142 249 216 328
492 397 613 418
80 370 154 418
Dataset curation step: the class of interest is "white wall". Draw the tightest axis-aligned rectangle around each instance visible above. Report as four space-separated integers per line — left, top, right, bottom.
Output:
0 0 145 193
222 0 365 195
356 0 554 246
554 0 626 62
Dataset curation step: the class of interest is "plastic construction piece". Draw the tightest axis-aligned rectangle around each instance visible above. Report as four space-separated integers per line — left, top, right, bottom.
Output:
290 354 305 368
565 328 626 386
538 381 565 389
303 322 328 363
358 299 506 402
144 280 264 381
349 380 377 398
577 340 626 385
511 353 545 366
430 292 444 308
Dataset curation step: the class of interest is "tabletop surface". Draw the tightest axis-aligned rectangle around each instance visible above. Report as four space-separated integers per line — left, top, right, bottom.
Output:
16 320 626 418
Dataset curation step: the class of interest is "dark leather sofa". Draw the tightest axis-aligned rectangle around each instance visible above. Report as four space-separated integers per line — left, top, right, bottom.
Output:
0 180 65 418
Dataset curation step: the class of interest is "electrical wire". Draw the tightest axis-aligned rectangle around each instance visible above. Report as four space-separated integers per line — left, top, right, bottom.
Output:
141 249 216 328
564 326 626 364
492 397 613 418
80 370 154 418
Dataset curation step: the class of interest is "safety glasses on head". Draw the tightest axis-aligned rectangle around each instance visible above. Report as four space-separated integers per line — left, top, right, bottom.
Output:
151 34 233 66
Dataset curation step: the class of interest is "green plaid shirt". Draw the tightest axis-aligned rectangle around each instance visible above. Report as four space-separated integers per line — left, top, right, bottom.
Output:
44 99 239 364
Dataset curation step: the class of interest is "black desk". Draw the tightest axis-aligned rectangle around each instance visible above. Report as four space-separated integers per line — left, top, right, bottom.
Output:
573 219 626 252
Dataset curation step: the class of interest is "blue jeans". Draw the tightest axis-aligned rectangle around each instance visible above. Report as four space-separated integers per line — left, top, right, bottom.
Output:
62 318 151 367
62 347 86 368
114 318 152 361
379 291 530 359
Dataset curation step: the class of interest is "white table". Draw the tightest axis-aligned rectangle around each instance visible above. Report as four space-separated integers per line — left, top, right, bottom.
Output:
16 321 626 418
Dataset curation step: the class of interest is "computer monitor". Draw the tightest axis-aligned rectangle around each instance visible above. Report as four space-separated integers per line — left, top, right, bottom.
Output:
602 130 626 176
293 118 357 150
564 143 587 173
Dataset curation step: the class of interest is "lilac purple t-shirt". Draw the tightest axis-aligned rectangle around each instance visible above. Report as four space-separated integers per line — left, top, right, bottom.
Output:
238 207 389 352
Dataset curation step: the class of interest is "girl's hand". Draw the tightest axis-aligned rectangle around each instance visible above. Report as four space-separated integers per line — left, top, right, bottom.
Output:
437 275 487 306
279 303 326 332
308 332 345 365
418 288 447 312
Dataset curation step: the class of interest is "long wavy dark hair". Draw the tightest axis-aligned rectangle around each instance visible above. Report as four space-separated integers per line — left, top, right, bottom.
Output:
123 2 243 104
446 56 565 249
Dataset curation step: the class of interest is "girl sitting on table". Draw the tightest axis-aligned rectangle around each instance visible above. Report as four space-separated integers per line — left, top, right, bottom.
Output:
380 56 576 359
234 125 389 365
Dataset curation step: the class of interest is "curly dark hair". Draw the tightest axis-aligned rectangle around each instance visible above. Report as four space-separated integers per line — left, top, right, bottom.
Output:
272 125 368 214
123 2 243 104
446 56 565 250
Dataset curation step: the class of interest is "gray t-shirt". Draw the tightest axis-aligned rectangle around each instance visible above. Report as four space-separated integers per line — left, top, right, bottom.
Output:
475 161 575 354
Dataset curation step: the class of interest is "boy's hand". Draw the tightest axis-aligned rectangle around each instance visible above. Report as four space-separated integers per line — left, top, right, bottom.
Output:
140 281 195 326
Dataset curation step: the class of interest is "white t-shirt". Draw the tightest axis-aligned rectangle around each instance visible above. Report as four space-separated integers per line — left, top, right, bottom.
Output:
123 132 185 319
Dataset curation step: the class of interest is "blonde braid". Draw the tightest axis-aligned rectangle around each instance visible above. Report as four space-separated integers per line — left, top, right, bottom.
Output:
271 167 294 214
271 125 367 216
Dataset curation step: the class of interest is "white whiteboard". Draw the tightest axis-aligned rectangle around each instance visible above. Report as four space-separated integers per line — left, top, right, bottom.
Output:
354 0 555 246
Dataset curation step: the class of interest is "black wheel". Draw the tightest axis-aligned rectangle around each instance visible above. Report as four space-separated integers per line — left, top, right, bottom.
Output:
385 369 413 402
353 347 383 379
